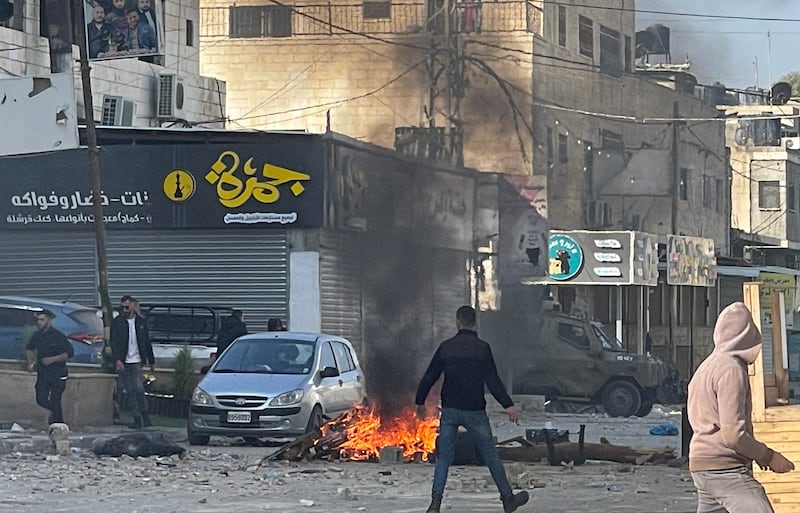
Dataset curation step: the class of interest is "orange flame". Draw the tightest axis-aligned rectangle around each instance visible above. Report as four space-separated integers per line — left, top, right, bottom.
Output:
320 404 439 462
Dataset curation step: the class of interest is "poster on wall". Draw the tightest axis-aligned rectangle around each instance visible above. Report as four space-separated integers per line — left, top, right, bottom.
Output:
498 175 549 285
666 235 716 287
84 0 162 60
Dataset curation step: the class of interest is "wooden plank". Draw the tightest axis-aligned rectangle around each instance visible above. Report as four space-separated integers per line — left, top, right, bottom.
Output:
754 420 800 434
744 282 767 422
772 291 790 402
765 483 800 495
755 471 800 484
765 406 800 423
769 502 800 513
769 492 800 504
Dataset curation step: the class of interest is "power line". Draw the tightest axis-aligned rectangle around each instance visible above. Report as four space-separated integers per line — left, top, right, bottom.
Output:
546 1 800 23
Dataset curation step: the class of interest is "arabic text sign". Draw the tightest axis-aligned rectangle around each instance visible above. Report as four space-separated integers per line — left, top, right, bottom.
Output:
0 143 324 230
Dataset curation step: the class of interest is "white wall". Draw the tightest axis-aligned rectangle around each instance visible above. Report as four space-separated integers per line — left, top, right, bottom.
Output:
289 251 321 332
1 0 225 129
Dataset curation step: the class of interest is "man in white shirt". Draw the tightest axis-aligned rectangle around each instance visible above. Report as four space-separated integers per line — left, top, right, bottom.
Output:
110 295 155 429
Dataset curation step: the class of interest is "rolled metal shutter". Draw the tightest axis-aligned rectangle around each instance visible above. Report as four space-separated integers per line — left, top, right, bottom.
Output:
319 230 363 356
0 232 97 305
106 230 288 332
432 249 471 347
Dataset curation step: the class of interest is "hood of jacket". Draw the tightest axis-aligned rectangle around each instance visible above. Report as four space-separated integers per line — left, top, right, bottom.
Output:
712 302 762 363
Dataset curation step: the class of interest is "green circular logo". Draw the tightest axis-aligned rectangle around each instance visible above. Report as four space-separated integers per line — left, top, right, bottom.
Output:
549 234 584 281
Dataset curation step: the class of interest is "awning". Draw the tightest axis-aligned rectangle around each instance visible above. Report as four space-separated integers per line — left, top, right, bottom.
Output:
716 265 760 278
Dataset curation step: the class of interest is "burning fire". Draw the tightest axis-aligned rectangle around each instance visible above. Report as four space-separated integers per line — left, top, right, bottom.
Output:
320 403 440 462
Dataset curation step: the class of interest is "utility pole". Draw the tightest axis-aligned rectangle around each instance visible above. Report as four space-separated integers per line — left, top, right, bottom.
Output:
74 0 114 338
668 100 679 366
425 0 463 166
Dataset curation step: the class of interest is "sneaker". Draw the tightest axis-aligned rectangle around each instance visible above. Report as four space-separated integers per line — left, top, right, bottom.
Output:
426 493 443 513
501 491 529 513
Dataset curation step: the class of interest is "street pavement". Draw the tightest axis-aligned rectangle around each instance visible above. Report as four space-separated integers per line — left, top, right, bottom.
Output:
0 405 695 512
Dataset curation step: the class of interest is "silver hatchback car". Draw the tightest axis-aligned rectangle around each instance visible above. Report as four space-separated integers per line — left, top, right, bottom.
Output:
187 332 366 445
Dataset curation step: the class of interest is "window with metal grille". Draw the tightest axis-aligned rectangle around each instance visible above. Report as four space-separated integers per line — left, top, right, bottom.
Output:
558 133 568 163
599 25 620 74
758 180 780 209
557 5 566 47
363 1 391 19
578 15 593 58
101 96 119 126
229 5 292 38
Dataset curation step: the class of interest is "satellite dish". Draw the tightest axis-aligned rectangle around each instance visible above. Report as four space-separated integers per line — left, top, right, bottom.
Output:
0 1 13 22
770 82 792 105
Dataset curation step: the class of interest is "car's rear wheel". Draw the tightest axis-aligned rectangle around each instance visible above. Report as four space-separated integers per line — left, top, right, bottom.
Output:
602 381 642 418
305 405 323 435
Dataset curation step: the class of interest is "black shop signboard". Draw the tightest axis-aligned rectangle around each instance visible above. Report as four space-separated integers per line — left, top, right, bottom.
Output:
1 143 324 230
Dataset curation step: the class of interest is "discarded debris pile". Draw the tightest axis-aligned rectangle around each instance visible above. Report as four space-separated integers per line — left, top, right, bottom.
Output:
91 432 186 458
269 416 676 467
497 426 676 466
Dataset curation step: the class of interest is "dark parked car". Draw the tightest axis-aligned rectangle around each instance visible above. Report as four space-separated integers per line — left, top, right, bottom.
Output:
0 296 104 364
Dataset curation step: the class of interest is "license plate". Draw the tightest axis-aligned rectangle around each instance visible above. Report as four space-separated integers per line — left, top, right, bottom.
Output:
227 411 252 423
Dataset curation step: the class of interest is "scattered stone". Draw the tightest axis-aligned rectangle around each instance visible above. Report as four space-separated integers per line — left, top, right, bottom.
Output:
10 423 25 432
337 487 357 500
299 499 314 507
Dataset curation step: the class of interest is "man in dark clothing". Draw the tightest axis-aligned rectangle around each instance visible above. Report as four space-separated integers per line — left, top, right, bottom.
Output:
267 317 286 331
216 310 247 356
415 305 529 513
26 309 74 425
110 295 155 429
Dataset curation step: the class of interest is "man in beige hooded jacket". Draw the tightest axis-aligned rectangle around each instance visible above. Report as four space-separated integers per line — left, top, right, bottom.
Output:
688 302 794 513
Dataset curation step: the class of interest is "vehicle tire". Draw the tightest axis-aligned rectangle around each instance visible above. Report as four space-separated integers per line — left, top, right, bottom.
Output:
305 405 324 435
635 401 654 417
602 381 642 418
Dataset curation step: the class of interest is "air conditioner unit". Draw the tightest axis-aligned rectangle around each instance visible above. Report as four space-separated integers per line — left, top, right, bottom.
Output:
585 200 612 228
100 95 134 126
783 137 800 149
155 73 186 120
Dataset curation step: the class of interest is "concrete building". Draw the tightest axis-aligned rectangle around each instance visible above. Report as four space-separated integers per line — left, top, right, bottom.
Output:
198 0 729 378
1 0 225 129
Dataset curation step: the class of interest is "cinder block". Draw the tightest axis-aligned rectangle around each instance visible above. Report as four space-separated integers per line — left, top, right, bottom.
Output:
379 446 404 464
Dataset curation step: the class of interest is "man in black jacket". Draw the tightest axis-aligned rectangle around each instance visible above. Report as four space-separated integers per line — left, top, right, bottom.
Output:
110 295 155 429
26 309 74 425
415 305 529 513
216 310 247 356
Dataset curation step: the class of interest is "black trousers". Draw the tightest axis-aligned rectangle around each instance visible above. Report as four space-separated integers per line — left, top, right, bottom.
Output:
35 372 67 424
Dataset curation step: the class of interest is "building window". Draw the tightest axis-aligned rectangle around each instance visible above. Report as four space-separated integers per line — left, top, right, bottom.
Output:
229 5 292 38
186 19 194 46
599 25 621 74
546 126 554 167
624 35 632 72
363 1 391 19
715 177 724 213
703 176 714 209
558 133 568 163
789 184 797 212
679 168 690 201
601 129 623 152
578 15 593 58
758 180 780 209
557 5 566 47
0 0 22 31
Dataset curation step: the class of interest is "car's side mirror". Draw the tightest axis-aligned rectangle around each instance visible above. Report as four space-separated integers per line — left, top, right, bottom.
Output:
319 366 340 378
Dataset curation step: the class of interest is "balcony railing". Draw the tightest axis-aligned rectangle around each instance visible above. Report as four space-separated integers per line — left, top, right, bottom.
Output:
200 1 542 38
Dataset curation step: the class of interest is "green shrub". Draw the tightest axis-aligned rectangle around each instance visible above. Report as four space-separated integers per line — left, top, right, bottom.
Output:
172 345 195 399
